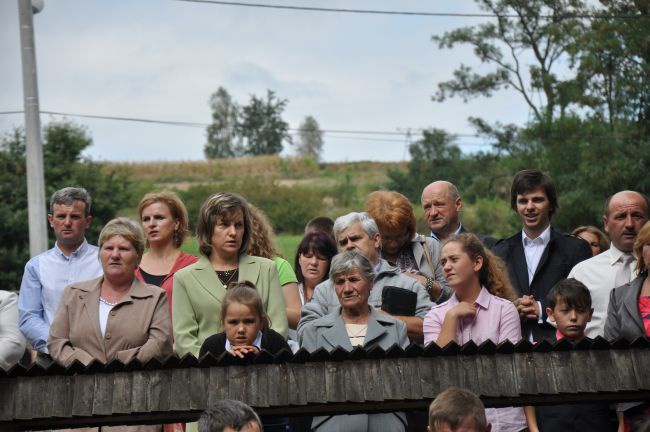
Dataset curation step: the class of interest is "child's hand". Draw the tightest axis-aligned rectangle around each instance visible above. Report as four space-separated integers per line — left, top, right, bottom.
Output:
228 345 260 358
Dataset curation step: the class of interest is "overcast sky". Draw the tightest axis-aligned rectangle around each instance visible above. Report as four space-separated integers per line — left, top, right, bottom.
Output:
0 0 535 163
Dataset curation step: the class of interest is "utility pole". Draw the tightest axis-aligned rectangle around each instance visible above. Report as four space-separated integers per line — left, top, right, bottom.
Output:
18 0 48 256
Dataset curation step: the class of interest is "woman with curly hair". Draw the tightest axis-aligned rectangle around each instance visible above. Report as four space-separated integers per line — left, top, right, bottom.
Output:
423 233 526 432
246 204 302 330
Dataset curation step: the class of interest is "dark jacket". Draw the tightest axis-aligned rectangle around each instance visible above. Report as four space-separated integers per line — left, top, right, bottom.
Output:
492 228 592 340
199 328 291 358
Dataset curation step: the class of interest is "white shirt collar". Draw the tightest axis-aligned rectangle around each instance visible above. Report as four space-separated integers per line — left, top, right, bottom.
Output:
521 225 551 247
224 330 263 351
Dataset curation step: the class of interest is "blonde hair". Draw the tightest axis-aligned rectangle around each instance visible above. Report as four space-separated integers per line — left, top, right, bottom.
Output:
634 221 650 274
246 204 283 259
98 217 146 260
444 233 517 301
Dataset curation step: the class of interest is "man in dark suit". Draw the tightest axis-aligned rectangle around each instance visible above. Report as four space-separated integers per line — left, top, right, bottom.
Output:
492 170 592 341
421 180 496 247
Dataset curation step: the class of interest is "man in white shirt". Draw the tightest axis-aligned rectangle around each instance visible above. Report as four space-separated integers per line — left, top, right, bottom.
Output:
493 170 592 340
18 187 103 355
569 190 649 337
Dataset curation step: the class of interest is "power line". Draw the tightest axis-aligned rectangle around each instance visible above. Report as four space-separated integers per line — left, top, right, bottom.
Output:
172 0 643 20
0 109 483 139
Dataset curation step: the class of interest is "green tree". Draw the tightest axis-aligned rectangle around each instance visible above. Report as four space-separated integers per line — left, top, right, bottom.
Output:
0 121 133 291
205 87 241 159
295 115 324 161
239 90 291 156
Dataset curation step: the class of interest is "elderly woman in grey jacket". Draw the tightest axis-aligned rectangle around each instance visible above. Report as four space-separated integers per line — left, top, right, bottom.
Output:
299 251 409 432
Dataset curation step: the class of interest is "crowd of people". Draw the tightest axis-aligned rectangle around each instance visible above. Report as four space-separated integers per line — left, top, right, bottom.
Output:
0 168 649 431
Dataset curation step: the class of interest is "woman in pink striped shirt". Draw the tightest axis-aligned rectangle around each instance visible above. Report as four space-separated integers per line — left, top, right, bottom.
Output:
423 233 528 432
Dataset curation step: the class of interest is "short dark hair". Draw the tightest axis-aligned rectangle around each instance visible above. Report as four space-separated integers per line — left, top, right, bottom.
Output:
294 230 337 284
510 169 558 218
547 278 592 311
428 387 487 431
50 187 92 217
305 216 335 240
198 400 262 432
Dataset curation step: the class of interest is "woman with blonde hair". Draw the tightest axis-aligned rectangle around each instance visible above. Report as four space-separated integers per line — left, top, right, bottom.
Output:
136 191 198 317
572 225 610 256
246 204 302 330
424 233 526 432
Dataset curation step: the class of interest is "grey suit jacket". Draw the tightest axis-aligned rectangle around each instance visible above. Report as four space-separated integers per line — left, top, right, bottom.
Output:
604 274 647 341
299 306 409 353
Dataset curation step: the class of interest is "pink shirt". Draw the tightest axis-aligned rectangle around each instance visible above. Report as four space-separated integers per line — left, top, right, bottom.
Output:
423 286 522 346
423 287 526 432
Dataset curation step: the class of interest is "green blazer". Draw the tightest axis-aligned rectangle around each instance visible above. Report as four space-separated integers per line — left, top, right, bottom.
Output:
172 254 288 357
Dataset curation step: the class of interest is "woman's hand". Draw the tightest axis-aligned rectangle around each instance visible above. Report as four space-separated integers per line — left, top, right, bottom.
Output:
450 301 477 319
228 345 260 358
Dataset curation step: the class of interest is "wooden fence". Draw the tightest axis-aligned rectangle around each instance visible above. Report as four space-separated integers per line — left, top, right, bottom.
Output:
1 337 649 430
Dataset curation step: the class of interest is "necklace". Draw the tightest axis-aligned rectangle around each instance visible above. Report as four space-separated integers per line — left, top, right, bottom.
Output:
216 268 239 287
99 297 118 307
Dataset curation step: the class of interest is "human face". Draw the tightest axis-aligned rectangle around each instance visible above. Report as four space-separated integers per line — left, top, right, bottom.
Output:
48 201 91 249
546 298 592 342
604 192 648 252
141 202 179 247
381 229 411 257
100 235 140 280
336 222 381 263
441 241 482 292
223 302 261 347
298 249 329 288
333 269 371 311
421 182 462 240
211 209 245 259
516 188 551 238
224 422 261 432
576 231 602 256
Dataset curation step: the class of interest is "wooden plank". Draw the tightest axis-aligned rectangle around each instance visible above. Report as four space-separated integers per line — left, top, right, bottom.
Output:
417 357 440 399
246 365 266 408
170 368 191 412
150 369 172 413
495 353 519 397
324 362 346 403
266 364 287 407
0 378 16 422
227 366 249 403
304 362 325 403
361 359 384 402
609 349 638 391
477 355 500 398
548 351 576 394
398 358 422 400
130 370 149 414
512 352 536 396
92 373 114 416
190 367 210 411
437 356 459 393
286 363 307 406
630 348 650 390
13 377 33 420
50 375 73 418
208 366 229 406
588 350 617 392
344 360 366 403
570 351 595 393
458 356 480 396
31 375 51 419
532 352 556 395
379 358 405 401
111 372 133 414
71 374 95 417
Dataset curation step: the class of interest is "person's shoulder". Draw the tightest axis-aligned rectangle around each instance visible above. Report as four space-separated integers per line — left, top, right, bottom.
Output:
132 279 166 297
309 308 340 328
175 255 209 276
200 332 227 356
241 254 275 268
0 290 17 305
490 293 517 309
492 232 520 251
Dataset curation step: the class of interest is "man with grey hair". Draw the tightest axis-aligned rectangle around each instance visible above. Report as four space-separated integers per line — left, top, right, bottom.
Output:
297 211 434 343
18 187 103 355
421 180 495 247
198 400 262 432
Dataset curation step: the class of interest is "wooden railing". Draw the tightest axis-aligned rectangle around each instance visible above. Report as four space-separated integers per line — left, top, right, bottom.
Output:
1 338 649 431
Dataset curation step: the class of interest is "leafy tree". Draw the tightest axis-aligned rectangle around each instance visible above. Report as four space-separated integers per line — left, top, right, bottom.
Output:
239 90 291 156
205 87 241 159
0 121 133 291
295 115 324 161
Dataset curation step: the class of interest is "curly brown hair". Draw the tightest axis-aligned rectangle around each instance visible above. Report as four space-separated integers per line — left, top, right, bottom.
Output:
246 204 283 259
444 233 517 301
